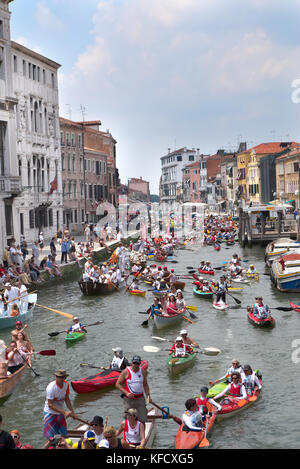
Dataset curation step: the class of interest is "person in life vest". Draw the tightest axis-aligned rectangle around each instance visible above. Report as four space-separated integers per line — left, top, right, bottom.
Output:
210 359 243 386
182 398 206 430
169 337 192 358
215 276 228 305
65 317 87 335
253 297 270 319
147 297 163 320
10 303 20 317
247 264 257 275
196 387 222 413
116 408 146 449
213 372 247 401
116 355 151 424
241 365 262 396
100 347 130 371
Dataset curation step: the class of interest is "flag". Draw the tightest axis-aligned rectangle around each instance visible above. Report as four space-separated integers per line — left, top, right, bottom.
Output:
141 222 147 242
49 177 58 195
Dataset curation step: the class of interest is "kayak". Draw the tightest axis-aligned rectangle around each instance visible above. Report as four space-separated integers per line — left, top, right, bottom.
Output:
289 301 300 312
217 377 262 420
193 288 213 298
152 289 169 298
231 277 249 284
247 310 275 327
71 360 149 394
214 246 221 251
198 269 214 275
212 302 229 311
194 381 228 399
168 351 197 373
246 273 259 281
65 332 86 345
174 412 217 449
228 287 243 293
127 288 146 297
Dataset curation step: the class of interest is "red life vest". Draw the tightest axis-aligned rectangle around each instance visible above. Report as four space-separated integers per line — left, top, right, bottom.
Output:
196 397 208 412
230 382 242 397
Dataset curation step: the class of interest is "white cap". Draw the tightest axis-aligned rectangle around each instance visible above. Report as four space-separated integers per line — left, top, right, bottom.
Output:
180 329 188 335
176 336 183 341
73 317 79 321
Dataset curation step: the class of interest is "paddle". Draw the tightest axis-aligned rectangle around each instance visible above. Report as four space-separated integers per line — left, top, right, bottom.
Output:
151 337 221 356
80 363 111 370
226 291 242 305
35 303 74 319
48 320 104 337
15 349 40 377
151 401 182 425
199 415 210 448
33 350 56 356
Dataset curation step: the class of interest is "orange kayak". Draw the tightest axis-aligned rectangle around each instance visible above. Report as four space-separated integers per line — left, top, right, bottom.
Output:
174 412 216 449
126 287 146 297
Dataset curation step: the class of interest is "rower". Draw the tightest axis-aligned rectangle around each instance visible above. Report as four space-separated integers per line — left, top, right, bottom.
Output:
215 275 228 305
199 261 205 271
180 329 199 349
213 372 247 401
253 296 271 319
11 320 29 342
115 355 152 424
169 337 192 358
202 280 211 292
147 297 163 320
3 284 20 317
116 408 146 449
196 387 222 413
65 317 87 335
182 398 205 430
175 290 186 314
247 264 257 275
241 365 262 396
129 278 138 290
101 347 130 371
210 359 243 385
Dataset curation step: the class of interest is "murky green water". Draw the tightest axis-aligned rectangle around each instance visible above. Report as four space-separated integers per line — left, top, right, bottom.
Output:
1 243 300 449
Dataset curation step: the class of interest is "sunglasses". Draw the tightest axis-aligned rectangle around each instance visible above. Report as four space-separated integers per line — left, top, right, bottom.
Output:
12 435 19 439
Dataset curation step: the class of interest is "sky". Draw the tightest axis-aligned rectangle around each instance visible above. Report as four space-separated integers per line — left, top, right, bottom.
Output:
10 0 300 194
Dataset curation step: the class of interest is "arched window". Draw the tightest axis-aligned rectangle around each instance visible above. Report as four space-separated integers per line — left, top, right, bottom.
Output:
34 101 39 133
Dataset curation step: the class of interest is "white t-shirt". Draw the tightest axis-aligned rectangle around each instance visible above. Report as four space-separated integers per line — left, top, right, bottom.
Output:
83 430 104 445
98 439 109 448
44 380 70 415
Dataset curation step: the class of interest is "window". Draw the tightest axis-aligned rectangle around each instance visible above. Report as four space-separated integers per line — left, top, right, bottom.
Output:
29 210 35 229
294 162 299 172
13 55 17 73
71 133 75 146
62 154 65 171
43 69 46 84
32 64 36 80
28 63 32 79
60 131 64 145
78 133 82 147
37 67 40 82
68 156 71 171
189 155 194 162
49 208 53 227
20 213 24 235
51 73 55 88
23 60 26 76
72 157 75 172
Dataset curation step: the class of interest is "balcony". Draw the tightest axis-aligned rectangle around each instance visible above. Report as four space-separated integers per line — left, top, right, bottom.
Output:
0 176 22 197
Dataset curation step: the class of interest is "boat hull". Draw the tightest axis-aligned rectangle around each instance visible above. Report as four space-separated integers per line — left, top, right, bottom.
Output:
0 293 37 330
71 360 149 394
247 311 275 327
193 288 213 298
0 363 27 400
174 412 216 449
153 312 185 330
168 352 197 373
65 332 86 345
78 280 117 296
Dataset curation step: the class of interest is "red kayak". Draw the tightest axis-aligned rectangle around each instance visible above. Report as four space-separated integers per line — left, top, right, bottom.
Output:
218 377 262 419
247 310 275 327
198 269 214 275
71 360 148 394
289 301 300 312
214 246 221 251
174 412 216 449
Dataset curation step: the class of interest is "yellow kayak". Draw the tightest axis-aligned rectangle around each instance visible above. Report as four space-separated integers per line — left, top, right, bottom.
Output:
246 273 259 280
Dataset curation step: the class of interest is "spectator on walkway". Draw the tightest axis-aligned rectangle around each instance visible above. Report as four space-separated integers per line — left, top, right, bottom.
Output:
2 247 11 269
61 239 69 264
50 237 57 259
20 237 28 261
32 241 40 266
38 232 44 255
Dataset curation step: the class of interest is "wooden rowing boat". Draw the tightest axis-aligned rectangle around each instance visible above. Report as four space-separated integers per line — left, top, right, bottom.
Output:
68 407 158 448
0 293 37 331
152 310 185 329
126 287 146 297
0 363 27 400
78 279 117 296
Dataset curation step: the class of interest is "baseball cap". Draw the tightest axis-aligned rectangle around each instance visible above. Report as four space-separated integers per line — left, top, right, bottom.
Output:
86 431 95 439
176 336 183 341
90 416 104 426
73 317 79 321
16 321 22 326
180 329 188 335
243 364 251 371
200 386 209 393
132 355 141 364
112 347 122 354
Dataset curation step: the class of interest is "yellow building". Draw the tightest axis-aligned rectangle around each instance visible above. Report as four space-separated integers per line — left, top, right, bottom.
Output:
237 149 251 204
276 147 300 208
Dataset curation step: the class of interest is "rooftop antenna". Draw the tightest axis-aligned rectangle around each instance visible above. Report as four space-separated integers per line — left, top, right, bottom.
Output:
66 104 72 120
80 104 87 123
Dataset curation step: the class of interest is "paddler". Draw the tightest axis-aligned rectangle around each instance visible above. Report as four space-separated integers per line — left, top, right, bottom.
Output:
241 365 262 396
247 264 258 275
210 359 243 386
116 408 146 449
65 317 87 335
115 355 152 424
180 329 199 349
169 337 192 358
100 347 130 371
147 297 163 320
42 369 78 447
214 275 228 305
252 296 271 319
11 320 30 343
196 387 222 413
182 399 206 430
213 372 247 401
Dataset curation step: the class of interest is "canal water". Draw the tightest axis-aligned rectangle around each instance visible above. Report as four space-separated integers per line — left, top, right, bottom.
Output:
1 243 300 449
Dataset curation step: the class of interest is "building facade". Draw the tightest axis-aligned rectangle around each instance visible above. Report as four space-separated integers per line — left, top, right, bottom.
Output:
128 177 150 202
275 146 300 208
0 0 63 256
60 118 118 232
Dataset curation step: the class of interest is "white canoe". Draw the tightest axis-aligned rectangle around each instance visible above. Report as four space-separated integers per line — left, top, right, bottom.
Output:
153 311 185 330
68 407 158 448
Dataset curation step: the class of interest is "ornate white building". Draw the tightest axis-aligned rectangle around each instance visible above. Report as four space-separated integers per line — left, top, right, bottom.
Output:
0 0 63 255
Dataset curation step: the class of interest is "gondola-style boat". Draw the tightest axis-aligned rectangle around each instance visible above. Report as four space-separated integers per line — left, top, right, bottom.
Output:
0 362 27 400
78 279 118 296
0 293 37 330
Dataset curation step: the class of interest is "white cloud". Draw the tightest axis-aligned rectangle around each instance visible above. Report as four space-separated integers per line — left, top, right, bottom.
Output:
14 36 43 54
35 2 64 31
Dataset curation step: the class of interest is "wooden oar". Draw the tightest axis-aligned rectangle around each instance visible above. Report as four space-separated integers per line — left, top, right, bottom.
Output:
5 290 38 305
36 303 73 319
48 320 104 337
151 401 182 425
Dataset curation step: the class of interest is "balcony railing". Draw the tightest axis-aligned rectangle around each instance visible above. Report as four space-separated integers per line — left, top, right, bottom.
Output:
0 176 22 195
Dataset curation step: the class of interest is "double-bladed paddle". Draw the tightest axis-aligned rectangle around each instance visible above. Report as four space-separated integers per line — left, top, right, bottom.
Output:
48 320 104 337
